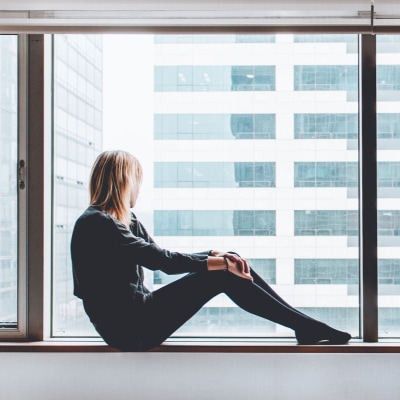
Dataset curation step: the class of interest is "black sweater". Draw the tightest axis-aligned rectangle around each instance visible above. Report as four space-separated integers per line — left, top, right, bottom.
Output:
70 206 209 322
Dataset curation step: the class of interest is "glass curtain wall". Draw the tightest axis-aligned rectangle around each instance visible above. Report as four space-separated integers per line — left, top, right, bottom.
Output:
52 34 360 338
0 35 18 330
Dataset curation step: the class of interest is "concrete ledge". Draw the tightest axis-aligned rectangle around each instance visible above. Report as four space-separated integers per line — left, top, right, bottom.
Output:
1 339 400 352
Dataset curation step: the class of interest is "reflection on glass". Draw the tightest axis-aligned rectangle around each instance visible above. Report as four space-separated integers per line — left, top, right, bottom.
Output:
377 35 400 337
0 35 18 329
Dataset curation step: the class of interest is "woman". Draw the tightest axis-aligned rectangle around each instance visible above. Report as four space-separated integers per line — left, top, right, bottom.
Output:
71 150 351 351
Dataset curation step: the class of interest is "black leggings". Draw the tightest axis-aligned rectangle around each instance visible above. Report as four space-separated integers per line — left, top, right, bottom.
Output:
139 268 320 351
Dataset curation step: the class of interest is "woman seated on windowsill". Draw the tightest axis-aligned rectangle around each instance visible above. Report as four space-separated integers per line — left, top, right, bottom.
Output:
70 150 351 351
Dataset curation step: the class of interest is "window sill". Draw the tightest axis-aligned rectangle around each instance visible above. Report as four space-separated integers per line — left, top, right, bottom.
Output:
1 339 400 353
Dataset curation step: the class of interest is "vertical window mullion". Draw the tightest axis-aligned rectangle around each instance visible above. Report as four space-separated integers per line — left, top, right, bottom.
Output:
359 34 378 342
27 34 45 341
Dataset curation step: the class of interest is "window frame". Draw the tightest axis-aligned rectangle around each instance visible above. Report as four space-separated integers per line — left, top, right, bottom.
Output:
359 34 378 342
0 34 28 340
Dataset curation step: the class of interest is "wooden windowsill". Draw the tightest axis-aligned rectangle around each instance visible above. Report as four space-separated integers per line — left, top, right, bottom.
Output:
1 339 400 353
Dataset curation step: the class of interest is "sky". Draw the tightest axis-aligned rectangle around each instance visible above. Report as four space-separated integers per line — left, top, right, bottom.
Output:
102 34 156 224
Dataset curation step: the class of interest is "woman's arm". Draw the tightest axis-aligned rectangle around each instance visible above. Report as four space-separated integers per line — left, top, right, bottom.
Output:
122 213 252 279
133 213 211 257
111 215 209 274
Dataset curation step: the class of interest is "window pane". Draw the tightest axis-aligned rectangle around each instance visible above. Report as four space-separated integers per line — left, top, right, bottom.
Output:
0 35 18 329
52 35 102 336
377 35 400 337
53 34 359 338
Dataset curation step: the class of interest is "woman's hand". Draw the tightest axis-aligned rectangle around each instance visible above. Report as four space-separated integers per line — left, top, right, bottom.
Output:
224 253 253 282
207 251 253 281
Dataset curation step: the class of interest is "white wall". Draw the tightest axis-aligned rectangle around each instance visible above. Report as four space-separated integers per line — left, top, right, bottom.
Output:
1 352 400 400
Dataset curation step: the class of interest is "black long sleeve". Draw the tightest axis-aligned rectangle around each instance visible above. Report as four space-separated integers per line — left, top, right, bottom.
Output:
71 206 209 302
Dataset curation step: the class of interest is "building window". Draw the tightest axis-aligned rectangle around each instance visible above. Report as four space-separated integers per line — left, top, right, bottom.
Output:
378 162 400 187
294 114 358 139
377 114 400 139
378 211 400 236
379 260 400 283
294 211 358 236
294 162 358 187
154 114 276 140
154 211 276 236
154 65 275 92
155 162 275 188
294 66 358 91
295 259 359 284
377 66 400 91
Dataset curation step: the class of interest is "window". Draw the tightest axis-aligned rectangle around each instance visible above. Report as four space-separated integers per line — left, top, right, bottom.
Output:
5 31 400 343
154 65 275 91
377 36 400 337
377 66 400 91
294 162 358 187
295 259 359 284
154 114 276 140
52 35 103 336
294 114 358 139
294 66 358 91
378 163 400 188
378 114 400 139
294 211 359 236
50 33 360 339
154 162 275 188
154 211 276 236
0 35 20 334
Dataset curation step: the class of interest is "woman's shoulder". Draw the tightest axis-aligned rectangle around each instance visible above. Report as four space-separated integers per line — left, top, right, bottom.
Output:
78 205 109 221
74 206 115 231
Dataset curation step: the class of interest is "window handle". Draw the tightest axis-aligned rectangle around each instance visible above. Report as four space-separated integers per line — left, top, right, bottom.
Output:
18 159 26 190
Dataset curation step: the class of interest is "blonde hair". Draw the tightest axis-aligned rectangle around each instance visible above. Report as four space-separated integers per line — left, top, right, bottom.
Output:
89 150 142 226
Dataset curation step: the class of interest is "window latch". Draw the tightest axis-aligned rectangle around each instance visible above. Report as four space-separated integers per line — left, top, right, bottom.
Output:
18 159 26 190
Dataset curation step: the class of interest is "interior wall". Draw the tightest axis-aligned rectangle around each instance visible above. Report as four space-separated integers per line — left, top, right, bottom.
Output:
1 352 400 400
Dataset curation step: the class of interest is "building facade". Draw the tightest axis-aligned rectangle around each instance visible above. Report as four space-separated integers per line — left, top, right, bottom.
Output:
150 34 359 337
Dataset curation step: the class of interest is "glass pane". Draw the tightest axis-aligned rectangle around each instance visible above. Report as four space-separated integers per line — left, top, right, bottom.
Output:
52 34 359 338
52 35 102 336
377 35 400 338
0 35 18 329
